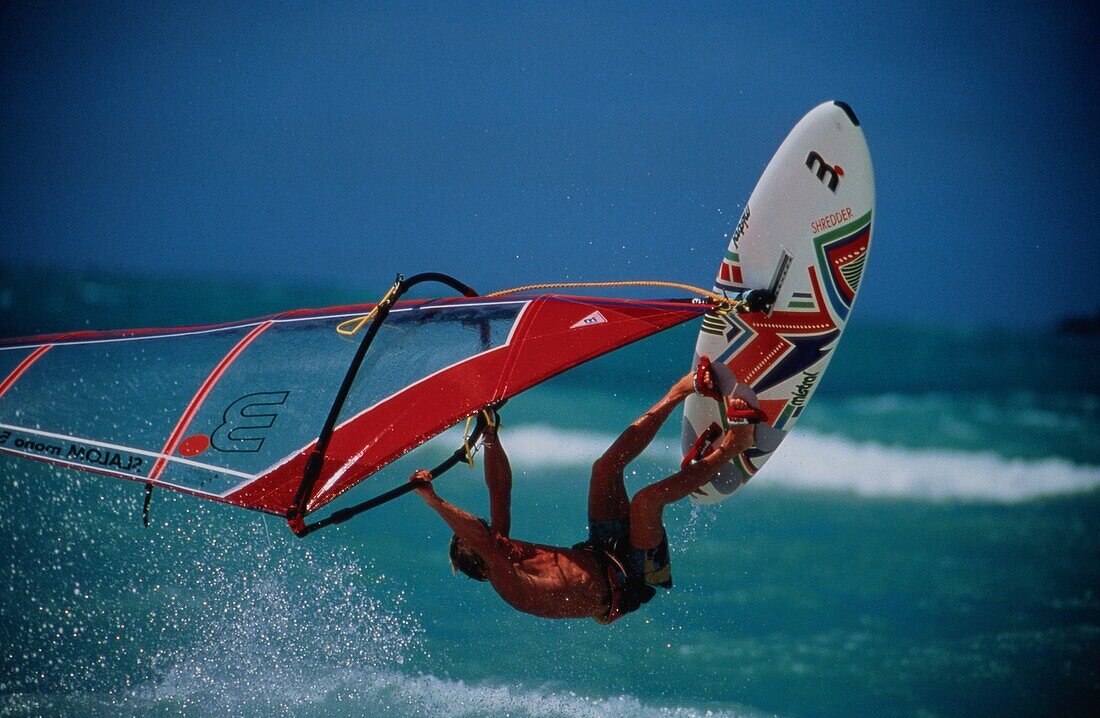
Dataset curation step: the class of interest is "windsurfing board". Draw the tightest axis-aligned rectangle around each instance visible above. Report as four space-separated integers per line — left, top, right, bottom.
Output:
682 100 874 503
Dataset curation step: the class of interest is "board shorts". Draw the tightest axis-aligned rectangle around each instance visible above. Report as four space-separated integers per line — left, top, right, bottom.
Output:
578 517 673 624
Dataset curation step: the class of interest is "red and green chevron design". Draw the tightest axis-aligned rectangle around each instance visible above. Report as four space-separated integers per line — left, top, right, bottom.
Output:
813 210 872 321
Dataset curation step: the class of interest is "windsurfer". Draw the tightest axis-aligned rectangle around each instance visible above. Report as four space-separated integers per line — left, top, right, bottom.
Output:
409 369 755 623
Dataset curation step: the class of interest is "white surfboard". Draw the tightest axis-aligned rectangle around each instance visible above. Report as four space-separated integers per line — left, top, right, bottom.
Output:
682 101 875 503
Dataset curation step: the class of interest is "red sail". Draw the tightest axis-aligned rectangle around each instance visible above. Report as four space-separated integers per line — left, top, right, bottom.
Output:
231 295 707 515
0 294 707 520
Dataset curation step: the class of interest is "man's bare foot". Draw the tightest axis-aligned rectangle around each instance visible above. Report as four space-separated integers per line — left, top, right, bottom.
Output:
673 359 720 401
701 422 755 462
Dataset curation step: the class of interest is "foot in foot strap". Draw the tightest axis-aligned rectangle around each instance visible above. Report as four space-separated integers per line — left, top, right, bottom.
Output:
693 356 723 401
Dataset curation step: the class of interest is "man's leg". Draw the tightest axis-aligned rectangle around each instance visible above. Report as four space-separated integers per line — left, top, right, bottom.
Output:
629 423 754 549
588 378 693 521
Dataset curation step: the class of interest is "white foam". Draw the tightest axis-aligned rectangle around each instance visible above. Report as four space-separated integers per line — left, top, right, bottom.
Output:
435 424 1100 503
136 665 762 717
355 670 763 718
762 432 1100 502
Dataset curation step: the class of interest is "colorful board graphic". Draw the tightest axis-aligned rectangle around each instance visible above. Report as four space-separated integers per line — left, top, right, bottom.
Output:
682 101 876 503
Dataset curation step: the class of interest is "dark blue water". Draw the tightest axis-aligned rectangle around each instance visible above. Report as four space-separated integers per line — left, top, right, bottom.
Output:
1 266 1098 717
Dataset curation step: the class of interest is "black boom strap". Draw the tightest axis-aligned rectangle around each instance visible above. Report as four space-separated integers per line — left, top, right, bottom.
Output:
287 272 494 537
290 410 497 537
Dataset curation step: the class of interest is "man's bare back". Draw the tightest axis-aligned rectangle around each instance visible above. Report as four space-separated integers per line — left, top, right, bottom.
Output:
411 484 611 618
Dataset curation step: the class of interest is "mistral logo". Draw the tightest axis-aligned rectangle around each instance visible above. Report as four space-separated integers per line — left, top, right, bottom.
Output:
805 151 844 193
570 311 607 329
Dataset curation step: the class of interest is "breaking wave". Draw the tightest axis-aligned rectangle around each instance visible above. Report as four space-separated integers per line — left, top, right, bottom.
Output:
434 424 1100 503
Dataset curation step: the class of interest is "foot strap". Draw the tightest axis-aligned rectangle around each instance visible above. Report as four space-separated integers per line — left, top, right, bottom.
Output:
726 402 767 425
693 356 722 400
681 422 723 469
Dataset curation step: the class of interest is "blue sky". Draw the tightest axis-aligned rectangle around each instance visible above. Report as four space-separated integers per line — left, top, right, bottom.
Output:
1 1 1096 325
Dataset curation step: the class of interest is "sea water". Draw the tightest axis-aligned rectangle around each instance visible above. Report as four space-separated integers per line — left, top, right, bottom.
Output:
0 267 1097 718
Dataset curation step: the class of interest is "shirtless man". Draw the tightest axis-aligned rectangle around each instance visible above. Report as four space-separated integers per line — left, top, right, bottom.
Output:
410 370 756 623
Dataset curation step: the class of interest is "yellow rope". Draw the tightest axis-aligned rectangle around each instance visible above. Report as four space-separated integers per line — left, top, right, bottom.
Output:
486 280 742 313
338 279 743 337
460 408 500 468
462 415 476 466
336 280 404 336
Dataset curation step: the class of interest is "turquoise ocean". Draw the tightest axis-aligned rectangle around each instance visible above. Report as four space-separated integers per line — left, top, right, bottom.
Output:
0 266 1097 718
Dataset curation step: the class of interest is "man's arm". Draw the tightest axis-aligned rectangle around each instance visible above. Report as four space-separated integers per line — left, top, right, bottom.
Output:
482 424 512 536
410 470 501 560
